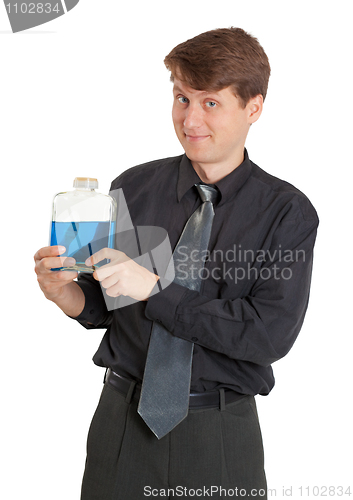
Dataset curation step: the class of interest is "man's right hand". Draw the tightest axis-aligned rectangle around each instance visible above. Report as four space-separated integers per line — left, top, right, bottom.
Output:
34 246 77 301
34 246 85 317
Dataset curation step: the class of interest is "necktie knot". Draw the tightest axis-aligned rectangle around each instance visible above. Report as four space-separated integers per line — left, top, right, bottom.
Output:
195 183 219 204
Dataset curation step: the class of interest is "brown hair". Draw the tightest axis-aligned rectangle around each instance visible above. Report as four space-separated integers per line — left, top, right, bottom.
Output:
164 27 271 108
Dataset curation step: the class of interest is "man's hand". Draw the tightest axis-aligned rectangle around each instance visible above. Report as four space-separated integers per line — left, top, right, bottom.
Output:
34 246 85 317
86 248 159 301
34 246 77 301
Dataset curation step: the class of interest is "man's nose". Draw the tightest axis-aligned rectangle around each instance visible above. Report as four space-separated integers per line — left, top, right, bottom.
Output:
183 104 203 129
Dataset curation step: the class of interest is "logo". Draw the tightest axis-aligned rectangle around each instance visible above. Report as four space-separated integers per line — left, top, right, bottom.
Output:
3 0 79 33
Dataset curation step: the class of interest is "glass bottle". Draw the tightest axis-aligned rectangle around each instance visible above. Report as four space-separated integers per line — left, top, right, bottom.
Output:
50 177 117 272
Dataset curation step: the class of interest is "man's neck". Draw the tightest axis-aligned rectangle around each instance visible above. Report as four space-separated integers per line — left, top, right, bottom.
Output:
191 150 245 184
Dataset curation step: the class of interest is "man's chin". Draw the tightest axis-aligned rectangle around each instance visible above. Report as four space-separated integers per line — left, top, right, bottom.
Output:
184 151 214 166
180 143 209 161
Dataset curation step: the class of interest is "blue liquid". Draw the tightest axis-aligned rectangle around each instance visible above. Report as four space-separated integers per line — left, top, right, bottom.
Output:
50 220 115 272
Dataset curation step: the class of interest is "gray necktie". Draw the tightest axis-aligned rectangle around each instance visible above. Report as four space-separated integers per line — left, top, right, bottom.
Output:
138 183 219 439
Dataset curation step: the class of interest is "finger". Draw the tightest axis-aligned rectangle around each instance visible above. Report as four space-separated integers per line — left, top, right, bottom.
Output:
54 270 78 281
86 248 123 267
105 282 123 297
37 270 78 296
92 263 113 282
92 259 126 282
39 256 76 272
42 270 78 283
100 273 120 290
34 245 66 262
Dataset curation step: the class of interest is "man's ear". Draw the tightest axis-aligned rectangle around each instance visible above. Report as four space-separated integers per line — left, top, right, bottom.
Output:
247 95 263 125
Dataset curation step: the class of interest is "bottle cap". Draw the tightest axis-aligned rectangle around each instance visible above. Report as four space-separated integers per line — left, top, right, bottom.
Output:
73 177 98 189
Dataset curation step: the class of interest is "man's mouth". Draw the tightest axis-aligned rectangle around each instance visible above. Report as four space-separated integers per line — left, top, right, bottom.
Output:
184 134 210 143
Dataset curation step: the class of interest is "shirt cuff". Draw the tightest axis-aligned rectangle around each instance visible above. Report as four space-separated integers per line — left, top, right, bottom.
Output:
71 275 111 329
145 279 189 332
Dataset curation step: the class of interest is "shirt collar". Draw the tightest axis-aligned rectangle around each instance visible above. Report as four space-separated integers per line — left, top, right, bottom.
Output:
177 149 252 207
177 154 203 202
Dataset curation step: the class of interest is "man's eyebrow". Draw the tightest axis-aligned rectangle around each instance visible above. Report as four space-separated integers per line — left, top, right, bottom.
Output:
172 85 218 96
172 85 184 94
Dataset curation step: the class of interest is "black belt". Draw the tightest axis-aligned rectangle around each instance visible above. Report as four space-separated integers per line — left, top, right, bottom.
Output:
105 369 246 410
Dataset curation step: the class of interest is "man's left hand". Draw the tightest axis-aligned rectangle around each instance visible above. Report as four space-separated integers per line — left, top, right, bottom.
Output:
86 248 159 301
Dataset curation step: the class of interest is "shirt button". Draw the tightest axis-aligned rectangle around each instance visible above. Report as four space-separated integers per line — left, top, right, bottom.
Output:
89 309 94 314
191 337 198 342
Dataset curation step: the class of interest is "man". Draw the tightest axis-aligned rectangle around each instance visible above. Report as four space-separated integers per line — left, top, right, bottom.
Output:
34 28 318 499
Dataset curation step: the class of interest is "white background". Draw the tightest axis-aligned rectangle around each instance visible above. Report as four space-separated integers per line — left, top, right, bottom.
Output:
1 0 352 498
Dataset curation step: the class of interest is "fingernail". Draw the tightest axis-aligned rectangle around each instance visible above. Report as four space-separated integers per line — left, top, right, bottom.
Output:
65 258 76 266
85 257 91 265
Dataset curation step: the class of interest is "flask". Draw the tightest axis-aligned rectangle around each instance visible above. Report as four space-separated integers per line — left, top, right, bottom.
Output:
50 177 117 272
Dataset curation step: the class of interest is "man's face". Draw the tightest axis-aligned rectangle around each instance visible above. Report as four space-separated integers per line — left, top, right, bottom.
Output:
172 77 261 171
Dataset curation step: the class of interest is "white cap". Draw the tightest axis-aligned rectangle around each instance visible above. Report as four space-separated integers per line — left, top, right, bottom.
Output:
73 177 98 189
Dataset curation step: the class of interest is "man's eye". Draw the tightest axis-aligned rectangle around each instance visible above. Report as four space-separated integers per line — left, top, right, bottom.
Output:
206 101 217 108
177 96 189 104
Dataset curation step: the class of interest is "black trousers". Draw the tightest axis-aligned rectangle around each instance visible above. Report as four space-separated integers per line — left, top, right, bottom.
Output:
81 383 267 500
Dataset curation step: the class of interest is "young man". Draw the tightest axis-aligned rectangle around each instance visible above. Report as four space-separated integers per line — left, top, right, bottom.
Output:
34 28 318 499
